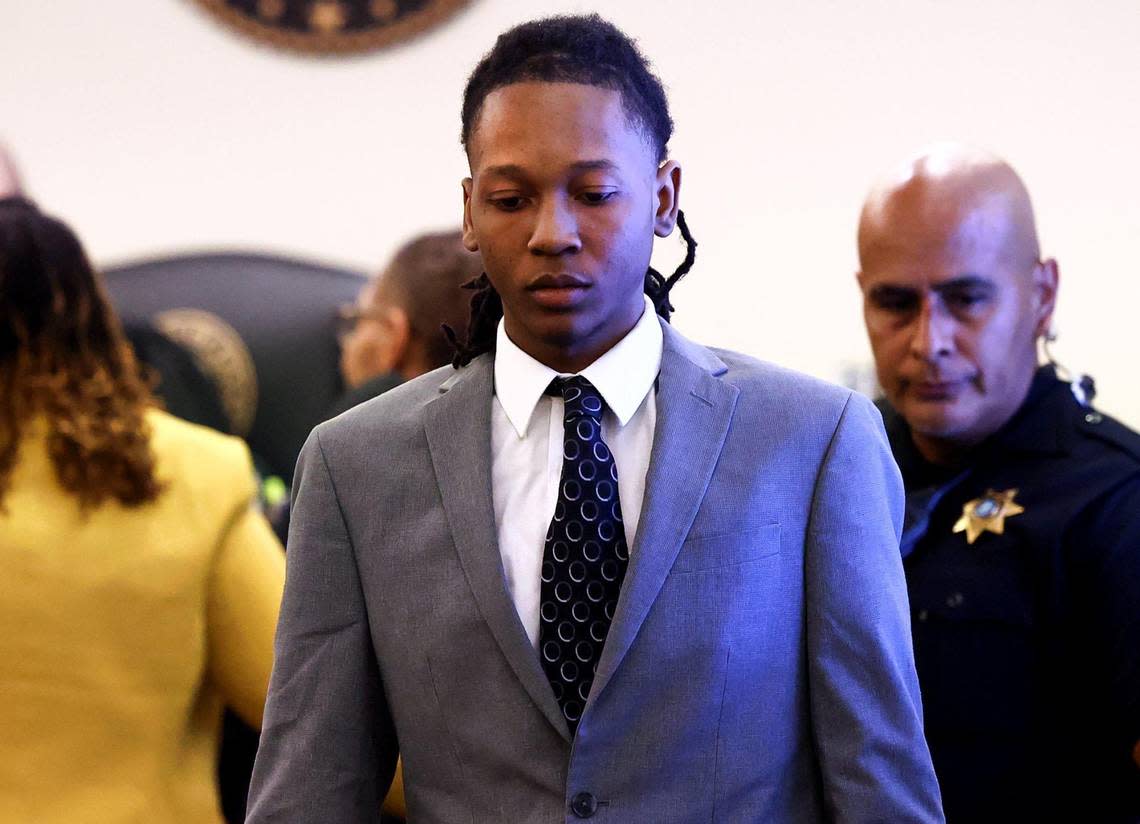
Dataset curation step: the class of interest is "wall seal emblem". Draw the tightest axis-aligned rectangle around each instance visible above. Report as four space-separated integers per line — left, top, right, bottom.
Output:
154 308 259 438
190 0 472 55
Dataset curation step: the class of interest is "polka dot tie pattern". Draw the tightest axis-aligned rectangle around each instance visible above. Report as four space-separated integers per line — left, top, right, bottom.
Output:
539 376 629 735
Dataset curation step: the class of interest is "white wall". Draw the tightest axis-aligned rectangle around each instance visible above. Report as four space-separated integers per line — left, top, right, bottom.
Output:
4 0 1139 425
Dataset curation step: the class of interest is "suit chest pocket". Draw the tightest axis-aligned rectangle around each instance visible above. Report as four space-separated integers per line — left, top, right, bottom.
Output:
670 523 781 574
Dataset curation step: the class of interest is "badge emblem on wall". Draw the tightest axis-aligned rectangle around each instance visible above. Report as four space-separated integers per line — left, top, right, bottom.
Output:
191 0 473 55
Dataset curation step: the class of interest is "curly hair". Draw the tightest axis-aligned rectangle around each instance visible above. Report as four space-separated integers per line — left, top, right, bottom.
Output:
448 14 696 368
0 197 163 510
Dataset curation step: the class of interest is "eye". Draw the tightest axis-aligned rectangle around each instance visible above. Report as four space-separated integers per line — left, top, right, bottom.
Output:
579 189 618 205
488 195 526 212
943 287 991 312
870 287 919 313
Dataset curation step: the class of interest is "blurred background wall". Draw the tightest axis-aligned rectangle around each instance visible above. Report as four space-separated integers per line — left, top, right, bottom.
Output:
4 0 1138 425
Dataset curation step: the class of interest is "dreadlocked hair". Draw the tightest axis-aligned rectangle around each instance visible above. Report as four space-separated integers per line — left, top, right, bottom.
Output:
0 197 164 511
448 13 694 368
461 14 673 162
644 210 697 323
446 211 697 368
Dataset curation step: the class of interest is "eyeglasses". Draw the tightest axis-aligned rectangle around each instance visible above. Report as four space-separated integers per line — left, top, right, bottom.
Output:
335 304 387 339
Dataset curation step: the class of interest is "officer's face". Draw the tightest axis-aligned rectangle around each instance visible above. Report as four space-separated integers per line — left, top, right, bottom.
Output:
858 205 1057 460
462 82 680 373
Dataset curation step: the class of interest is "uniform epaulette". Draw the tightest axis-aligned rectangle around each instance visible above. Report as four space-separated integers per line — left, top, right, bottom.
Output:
1077 407 1140 464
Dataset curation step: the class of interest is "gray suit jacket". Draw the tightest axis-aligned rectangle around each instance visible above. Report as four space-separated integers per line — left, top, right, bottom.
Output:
248 323 943 823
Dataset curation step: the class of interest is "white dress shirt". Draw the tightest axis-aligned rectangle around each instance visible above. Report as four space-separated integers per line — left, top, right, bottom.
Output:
491 296 661 649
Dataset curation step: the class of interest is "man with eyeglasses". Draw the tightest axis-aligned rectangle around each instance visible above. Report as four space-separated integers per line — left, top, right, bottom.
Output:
331 229 480 418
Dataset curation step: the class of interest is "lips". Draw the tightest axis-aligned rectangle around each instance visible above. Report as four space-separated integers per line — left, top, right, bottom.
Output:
528 272 590 289
526 273 591 309
908 377 969 401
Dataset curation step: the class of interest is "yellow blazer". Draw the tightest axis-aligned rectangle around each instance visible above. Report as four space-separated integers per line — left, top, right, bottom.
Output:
0 409 285 823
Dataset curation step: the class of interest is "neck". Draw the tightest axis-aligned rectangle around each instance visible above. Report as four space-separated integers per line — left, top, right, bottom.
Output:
504 307 644 374
397 351 433 382
523 340 615 374
909 431 976 468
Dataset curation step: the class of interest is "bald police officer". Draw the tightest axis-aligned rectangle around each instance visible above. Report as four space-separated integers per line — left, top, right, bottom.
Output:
856 144 1140 821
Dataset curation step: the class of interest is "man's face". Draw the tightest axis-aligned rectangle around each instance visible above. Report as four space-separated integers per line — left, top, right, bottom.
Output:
858 206 1056 455
338 279 399 388
463 82 679 372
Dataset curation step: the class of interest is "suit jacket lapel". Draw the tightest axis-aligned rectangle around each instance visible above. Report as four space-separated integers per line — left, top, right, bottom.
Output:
423 356 571 740
591 324 739 702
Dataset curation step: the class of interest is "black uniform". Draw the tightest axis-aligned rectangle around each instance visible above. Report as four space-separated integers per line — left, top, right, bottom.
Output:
882 365 1140 822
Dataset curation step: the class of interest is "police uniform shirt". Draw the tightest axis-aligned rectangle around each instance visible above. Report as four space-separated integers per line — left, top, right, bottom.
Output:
882 365 1140 822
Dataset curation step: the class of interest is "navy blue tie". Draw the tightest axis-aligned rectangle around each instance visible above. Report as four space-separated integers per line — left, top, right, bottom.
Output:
538 376 629 734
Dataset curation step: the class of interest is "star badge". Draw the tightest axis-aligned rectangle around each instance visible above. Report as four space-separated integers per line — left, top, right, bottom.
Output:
953 488 1025 545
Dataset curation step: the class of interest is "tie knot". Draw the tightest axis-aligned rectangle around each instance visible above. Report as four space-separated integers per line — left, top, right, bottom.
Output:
548 376 606 422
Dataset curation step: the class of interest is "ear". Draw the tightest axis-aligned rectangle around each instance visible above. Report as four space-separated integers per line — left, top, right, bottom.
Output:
382 305 414 372
653 160 682 238
855 269 867 292
1031 258 1060 338
461 178 479 252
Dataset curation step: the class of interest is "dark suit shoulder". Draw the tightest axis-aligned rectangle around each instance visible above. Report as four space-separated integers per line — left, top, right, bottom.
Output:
1076 406 1140 466
1027 372 1140 474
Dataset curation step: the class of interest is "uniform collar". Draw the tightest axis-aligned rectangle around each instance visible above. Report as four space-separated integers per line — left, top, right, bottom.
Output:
493 295 662 438
989 364 1072 455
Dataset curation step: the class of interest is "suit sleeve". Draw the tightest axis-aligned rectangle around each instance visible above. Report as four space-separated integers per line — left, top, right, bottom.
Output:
804 392 944 823
246 427 398 823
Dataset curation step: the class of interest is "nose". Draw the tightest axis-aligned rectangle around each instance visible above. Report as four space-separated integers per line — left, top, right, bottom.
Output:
909 297 954 362
528 195 581 256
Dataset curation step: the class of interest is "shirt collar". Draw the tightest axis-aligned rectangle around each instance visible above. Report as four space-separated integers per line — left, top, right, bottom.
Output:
494 295 663 438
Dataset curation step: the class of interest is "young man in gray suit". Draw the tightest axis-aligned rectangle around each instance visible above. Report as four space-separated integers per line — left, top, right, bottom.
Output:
248 15 943 823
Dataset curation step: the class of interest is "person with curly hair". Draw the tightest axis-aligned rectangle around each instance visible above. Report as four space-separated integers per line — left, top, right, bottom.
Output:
0 194 286 824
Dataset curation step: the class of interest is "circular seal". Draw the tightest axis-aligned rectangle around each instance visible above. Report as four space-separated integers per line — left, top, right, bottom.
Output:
154 308 259 438
191 0 473 56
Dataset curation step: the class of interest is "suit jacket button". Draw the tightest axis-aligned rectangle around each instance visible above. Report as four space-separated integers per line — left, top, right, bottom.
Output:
570 791 598 818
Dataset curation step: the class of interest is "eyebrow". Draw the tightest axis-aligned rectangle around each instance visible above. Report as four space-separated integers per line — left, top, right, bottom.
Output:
934 275 995 292
481 160 620 179
867 284 919 305
869 275 994 295
567 160 620 173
